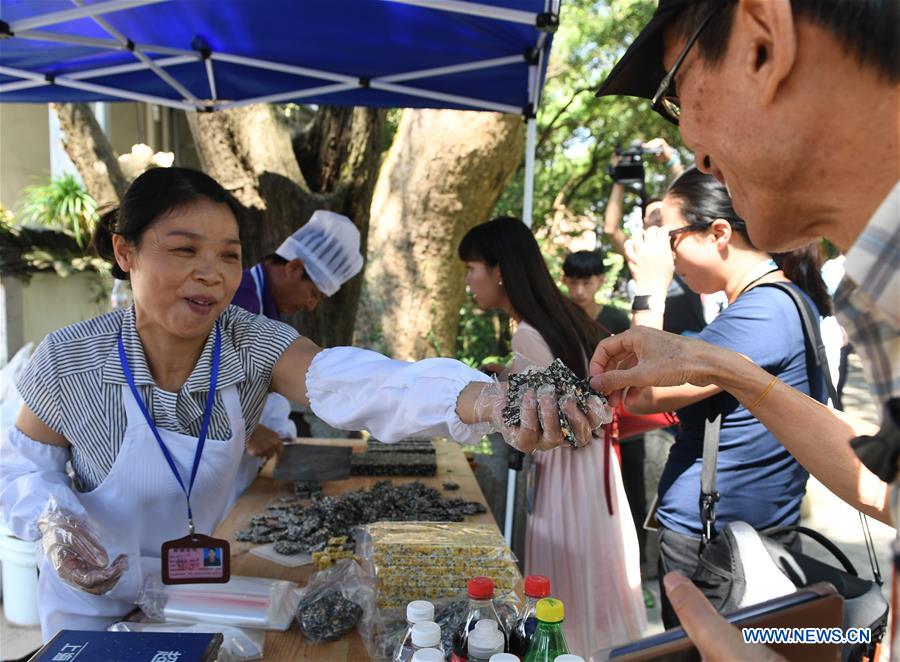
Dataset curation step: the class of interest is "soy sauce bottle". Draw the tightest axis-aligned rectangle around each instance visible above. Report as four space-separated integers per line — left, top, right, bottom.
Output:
509 575 551 657
451 577 508 661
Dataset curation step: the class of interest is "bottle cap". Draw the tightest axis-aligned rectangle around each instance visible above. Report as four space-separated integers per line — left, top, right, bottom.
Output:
412 648 444 662
467 576 495 599
524 575 551 598
406 600 435 623
536 598 564 623
490 654 521 662
553 656 585 662
411 621 441 648
468 619 505 657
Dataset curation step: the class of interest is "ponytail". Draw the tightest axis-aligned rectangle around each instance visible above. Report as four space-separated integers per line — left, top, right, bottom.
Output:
92 208 128 280
773 243 832 316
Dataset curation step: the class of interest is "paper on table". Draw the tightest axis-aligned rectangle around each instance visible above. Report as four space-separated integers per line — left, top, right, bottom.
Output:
249 543 313 568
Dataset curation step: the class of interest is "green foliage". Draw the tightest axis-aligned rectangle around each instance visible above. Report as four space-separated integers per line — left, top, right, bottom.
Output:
18 175 98 248
455 291 512 368
1 210 109 279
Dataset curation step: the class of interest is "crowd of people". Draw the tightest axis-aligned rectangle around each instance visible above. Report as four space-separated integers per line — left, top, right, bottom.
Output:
0 0 896 659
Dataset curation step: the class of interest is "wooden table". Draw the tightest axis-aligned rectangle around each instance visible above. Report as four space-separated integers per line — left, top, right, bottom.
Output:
214 438 499 661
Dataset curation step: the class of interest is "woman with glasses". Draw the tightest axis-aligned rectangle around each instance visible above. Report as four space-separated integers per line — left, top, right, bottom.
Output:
623 168 831 629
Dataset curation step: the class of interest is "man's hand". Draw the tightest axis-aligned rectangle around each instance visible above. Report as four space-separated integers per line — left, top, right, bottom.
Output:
664 572 785 661
626 226 675 297
246 424 285 461
589 327 722 406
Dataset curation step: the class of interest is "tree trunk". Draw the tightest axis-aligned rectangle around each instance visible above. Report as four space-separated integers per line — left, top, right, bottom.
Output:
356 109 523 360
187 105 385 347
52 103 128 208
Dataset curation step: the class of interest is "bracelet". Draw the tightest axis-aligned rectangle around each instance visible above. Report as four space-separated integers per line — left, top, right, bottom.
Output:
747 375 779 411
664 154 679 169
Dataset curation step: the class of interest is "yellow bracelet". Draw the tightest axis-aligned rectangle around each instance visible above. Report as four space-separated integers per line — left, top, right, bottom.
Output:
747 375 779 411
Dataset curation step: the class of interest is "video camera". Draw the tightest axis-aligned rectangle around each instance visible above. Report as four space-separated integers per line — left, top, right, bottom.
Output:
607 140 664 185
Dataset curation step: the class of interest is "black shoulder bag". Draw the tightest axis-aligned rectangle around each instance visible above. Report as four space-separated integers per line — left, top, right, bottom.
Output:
691 282 888 662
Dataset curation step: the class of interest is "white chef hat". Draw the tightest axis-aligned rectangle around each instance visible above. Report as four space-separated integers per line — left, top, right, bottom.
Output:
275 210 364 296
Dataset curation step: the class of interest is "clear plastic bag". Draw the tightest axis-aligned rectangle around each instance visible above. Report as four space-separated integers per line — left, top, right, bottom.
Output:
108 621 265 661
295 559 376 643
138 575 300 630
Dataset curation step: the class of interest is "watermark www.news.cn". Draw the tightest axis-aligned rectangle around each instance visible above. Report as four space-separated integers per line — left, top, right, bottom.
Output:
742 627 872 645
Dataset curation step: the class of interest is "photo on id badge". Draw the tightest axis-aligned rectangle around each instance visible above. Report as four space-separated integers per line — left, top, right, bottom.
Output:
162 533 230 584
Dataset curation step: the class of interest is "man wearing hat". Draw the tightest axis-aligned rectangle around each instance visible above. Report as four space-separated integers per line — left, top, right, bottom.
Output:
590 0 897 657
229 210 364 495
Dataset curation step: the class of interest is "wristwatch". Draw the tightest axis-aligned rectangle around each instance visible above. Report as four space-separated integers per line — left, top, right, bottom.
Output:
632 294 666 314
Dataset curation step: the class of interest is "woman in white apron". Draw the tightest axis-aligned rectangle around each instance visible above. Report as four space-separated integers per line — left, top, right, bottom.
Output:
0 167 597 640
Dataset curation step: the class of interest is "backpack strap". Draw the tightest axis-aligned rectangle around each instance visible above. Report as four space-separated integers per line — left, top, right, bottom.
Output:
755 282 839 408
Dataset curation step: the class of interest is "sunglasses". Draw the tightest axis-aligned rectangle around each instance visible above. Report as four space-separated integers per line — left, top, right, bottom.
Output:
651 3 724 125
668 225 705 251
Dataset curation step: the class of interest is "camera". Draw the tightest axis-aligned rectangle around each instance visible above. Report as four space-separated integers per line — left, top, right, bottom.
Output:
607 140 663 185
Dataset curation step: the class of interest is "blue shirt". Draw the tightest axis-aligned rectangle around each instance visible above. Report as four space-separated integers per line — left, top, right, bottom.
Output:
232 264 281 320
657 283 827 536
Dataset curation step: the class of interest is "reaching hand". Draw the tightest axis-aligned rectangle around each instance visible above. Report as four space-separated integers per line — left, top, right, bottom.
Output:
643 137 674 164
589 327 718 406
246 424 286 462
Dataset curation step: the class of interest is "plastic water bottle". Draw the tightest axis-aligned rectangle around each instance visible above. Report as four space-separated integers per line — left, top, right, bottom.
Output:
452 577 509 661
394 600 436 662
412 648 445 662
553 655 584 662
523 599 568 662
490 654 521 662
411 621 443 657
467 619 506 661
110 279 132 309
509 575 551 657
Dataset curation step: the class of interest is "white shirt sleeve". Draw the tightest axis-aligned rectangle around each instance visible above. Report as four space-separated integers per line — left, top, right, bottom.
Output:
305 347 493 445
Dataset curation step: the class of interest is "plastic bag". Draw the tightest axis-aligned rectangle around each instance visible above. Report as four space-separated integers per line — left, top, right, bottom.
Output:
138 575 299 630
108 621 265 661
295 559 376 643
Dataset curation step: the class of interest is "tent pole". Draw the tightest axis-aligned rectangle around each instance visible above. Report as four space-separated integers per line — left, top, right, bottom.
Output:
9 0 170 33
523 116 537 227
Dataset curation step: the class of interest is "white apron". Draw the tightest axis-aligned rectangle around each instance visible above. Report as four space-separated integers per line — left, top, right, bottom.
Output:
227 265 296 508
38 383 246 640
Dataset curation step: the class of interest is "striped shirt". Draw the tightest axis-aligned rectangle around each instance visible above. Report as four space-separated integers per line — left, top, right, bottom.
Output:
835 182 900 404
16 305 299 491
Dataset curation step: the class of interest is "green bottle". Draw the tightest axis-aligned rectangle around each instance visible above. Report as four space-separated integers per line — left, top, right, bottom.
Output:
523 598 569 662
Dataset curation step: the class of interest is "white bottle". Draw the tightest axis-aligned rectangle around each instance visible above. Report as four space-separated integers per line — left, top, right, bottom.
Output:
553 656 585 662
411 621 443 656
468 619 505 662
490 654 521 661
394 601 436 662
411 648 444 662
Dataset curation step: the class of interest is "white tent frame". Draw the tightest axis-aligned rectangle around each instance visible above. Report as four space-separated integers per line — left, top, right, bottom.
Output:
2 0 557 545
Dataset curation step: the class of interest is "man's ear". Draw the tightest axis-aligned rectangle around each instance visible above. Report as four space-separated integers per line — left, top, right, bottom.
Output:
738 0 797 106
285 258 306 279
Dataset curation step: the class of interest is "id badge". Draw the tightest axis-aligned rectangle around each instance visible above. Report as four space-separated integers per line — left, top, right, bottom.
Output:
161 534 231 584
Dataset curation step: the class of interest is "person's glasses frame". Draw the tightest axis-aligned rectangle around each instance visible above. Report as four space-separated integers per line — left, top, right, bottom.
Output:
652 3 724 125
668 225 701 251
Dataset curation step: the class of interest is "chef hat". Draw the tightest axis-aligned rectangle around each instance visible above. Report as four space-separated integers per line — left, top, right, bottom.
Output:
275 210 364 296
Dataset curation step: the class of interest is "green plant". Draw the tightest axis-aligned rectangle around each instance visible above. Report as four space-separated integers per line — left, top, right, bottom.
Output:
19 175 98 248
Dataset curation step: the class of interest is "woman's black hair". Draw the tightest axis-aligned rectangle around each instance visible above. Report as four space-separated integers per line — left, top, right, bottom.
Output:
562 250 607 279
667 168 832 315
92 167 242 280
458 217 602 379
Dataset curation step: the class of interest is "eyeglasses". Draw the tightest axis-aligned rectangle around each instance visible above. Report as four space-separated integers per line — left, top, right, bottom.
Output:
651 3 724 125
668 225 703 251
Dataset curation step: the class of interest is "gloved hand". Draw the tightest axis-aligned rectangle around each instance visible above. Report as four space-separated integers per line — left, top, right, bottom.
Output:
472 379 611 453
37 501 128 595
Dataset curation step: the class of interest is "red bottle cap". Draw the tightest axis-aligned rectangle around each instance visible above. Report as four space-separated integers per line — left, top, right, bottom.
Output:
467 576 495 599
524 575 551 598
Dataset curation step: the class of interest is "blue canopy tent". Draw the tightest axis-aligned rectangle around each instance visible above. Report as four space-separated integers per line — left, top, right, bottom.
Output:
0 0 558 544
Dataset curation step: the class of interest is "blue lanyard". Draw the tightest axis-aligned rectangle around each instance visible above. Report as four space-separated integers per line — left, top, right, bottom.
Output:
117 323 221 533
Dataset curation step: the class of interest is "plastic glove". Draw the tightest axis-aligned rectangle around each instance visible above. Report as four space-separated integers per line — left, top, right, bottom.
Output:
37 498 128 595
472 378 610 453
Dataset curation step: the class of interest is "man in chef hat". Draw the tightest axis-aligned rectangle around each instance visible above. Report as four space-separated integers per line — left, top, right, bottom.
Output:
228 210 365 503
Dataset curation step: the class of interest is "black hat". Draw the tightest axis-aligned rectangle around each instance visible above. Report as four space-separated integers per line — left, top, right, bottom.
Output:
595 0 709 100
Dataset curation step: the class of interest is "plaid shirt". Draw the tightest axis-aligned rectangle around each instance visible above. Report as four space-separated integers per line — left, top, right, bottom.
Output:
834 183 900 406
